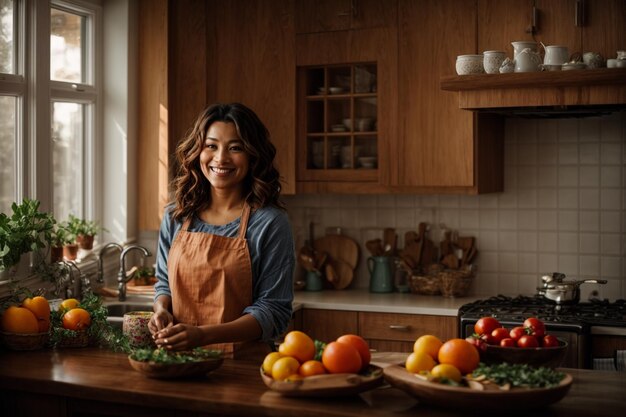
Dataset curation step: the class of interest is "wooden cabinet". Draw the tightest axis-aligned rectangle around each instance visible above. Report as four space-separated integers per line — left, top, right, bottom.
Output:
297 64 378 182
397 0 503 193
301 309 358 341
296 0 397 34
295 26 397 193
299 308 457 353
359 312 458 353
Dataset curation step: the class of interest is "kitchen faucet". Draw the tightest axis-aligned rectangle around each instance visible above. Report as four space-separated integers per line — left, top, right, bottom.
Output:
96 242 123 284
117 244 152 301
62 261 86 300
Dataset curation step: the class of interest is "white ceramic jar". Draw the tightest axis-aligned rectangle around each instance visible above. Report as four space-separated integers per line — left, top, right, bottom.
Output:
483 51 507 74
456 54 484 75
543 45 569 66
511 41 538 59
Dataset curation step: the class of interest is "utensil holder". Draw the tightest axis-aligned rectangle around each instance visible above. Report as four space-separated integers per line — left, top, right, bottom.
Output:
305 270 323 291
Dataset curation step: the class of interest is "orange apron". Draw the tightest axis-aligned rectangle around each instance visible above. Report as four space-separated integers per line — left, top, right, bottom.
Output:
167 204 270 359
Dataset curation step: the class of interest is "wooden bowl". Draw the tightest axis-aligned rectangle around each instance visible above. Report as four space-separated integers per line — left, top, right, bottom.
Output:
260 364 384 397
384 365 573 411
480 340 568 368
128 356 223 379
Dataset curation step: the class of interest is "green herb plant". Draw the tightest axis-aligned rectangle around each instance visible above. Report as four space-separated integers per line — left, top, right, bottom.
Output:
66 214 106 238
472 362 565 389
0 199 55 271
130 347 222 364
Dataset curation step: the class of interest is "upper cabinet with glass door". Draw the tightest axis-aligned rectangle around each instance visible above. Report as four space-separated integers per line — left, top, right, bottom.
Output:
297 63 378 182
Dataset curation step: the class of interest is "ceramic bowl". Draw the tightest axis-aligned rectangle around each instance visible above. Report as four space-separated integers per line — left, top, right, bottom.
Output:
562 62 587 71
483 51 506 74
358 156 376 169
456 55 484 75
480 339 568 368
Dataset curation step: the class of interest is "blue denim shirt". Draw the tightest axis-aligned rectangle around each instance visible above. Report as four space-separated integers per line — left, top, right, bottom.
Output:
154 205 295 342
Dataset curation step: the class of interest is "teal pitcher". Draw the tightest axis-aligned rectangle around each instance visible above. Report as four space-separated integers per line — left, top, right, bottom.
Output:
368 256 393 293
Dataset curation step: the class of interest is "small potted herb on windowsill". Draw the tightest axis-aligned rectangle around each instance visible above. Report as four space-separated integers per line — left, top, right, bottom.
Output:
49 223 74 263
66 214 106 252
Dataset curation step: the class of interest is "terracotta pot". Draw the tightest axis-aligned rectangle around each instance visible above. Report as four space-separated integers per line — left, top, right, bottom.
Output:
63 244 79 261
51 246 64 263
76 235 94 250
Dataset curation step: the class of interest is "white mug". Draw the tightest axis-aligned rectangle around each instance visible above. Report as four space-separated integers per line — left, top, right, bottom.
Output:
543 45 569 65
512 41 538 59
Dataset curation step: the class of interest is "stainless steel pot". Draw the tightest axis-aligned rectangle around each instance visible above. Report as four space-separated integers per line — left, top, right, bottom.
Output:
537 272 607 305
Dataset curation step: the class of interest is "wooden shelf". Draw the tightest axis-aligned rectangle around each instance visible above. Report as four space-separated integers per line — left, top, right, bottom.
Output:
441 68 626 110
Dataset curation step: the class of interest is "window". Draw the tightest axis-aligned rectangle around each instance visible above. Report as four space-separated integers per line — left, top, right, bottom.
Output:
0 0 100 222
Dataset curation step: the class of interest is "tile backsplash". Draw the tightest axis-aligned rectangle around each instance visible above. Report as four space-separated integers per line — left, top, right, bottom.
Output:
284 112 626 301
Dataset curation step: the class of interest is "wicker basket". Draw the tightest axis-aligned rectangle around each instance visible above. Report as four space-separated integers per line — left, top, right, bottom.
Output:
0 331 49 351
410 274 441 295
439 269 475 297
57 330 89 348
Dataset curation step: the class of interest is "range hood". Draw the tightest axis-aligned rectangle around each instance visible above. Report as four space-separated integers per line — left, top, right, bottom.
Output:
441 68 626 118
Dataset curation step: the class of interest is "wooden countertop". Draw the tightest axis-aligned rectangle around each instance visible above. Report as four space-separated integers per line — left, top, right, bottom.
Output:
1 348 625 417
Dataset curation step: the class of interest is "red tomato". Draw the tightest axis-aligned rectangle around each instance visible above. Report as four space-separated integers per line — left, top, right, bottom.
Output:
465 335 487 353
474 317 502 336
336 334 371 369
517 334 539 348
500 338 516 347
541 334 560 347
490 327 510 344
509 326 527 341
523 317 546 338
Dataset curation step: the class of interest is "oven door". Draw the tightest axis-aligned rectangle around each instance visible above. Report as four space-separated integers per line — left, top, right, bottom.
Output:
460 318 589 369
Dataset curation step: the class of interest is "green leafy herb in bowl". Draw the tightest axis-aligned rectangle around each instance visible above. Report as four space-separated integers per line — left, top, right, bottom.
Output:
128 347 223 379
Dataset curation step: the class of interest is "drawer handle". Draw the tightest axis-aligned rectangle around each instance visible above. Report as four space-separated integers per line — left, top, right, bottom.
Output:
389 325 411 331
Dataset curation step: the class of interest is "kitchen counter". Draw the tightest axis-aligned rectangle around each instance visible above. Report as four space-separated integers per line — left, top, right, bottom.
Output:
0 347 624 417
294 289 485 316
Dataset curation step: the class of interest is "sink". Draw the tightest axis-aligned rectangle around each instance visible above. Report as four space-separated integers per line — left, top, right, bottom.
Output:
105 303 152 329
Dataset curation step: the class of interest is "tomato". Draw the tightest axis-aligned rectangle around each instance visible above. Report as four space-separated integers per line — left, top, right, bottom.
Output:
336 334 371 368
322 341 362 374
509 326 527 341
0 306 39 334
523 317 546 338
474 317 502 336
62 308 91 330
500 338 516 347
541 334 560 347
438 339 480 375
517 334 539 348
271 356 300 381
298 360 327 377
465 335 487 353
279 331 315 363
490 327 510 344
262 352 283 376
405 351 436 374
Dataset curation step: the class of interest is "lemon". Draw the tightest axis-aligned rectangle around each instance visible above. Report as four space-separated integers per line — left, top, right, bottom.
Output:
413 334 443 360
431 363 462 383
405 351 436 374
262 352 283 376
271 356 300 381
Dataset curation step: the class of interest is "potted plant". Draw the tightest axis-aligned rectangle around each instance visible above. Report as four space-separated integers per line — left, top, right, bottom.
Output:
0 199 55 279
66 214 105 251
48 223 74 263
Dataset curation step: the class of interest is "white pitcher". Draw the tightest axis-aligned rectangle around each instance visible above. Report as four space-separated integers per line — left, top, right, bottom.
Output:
512 41 538 59
515 48 542 72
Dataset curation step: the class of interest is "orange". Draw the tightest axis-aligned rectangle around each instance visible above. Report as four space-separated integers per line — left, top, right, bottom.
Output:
322 341 362 374
271 356 300 381
1 306 39 334
22 296 51 332
413 334 443 360
437 338 480 375
336 334 371 369
431 363 462 382
59 298 80 312
298 360 327 377
405 351 436 374
62 307 91 330
262 352 283 376
279 331 315 363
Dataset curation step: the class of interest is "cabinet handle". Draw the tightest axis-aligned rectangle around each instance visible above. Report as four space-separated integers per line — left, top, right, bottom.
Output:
389 325 411 331
575 0 584 27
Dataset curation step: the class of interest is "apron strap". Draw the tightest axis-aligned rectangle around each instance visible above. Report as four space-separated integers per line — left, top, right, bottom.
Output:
237 204 252 239
182 217 193 231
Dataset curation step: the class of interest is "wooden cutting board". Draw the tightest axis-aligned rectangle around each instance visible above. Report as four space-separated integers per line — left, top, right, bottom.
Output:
313 234 359 270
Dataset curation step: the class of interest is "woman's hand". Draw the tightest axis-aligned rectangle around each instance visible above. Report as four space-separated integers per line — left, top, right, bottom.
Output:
153 324 206 351
148 308 174 335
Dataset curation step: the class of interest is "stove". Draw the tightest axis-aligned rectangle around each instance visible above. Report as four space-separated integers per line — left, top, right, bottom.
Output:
457 295 626 369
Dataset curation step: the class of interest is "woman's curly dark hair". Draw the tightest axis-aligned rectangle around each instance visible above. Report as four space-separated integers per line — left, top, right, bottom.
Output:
170 103 285 222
